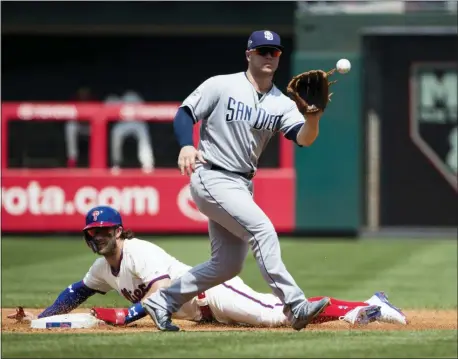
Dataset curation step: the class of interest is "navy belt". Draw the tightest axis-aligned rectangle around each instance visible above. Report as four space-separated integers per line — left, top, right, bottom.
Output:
210 164 256 180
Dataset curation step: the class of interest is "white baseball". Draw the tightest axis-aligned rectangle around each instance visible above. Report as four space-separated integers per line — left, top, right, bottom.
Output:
336 59 351 74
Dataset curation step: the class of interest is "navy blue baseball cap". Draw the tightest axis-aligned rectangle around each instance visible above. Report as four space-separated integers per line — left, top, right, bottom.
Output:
247 30 283 51
83 206 123 231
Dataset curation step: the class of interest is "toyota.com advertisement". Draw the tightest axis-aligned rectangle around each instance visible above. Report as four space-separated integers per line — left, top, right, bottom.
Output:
1 171 295 233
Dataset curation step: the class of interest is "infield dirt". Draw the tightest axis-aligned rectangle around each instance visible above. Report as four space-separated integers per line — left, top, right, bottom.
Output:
2 308 456 333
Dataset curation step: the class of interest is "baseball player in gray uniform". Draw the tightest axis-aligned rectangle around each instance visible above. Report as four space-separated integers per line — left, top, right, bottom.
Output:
143 30 330 331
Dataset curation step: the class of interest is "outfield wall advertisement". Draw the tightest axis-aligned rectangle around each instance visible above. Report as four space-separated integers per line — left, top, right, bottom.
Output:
1 102 296 233
1 170 295 233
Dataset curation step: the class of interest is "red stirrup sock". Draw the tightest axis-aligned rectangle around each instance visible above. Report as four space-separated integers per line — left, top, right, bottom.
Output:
307 296 369 324
309 296 368 307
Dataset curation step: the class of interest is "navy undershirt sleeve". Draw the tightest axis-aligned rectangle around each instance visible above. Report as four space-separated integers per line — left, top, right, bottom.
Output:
173 106 195 147
284 123 303 147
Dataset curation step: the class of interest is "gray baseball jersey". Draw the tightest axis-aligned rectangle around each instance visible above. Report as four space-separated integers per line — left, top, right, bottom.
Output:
182 72 305 172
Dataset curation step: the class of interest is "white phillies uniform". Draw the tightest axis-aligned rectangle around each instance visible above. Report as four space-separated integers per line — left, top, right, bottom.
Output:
83 238 288 327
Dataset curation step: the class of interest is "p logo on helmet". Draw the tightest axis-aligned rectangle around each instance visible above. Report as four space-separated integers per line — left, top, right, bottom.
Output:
92 210 100 222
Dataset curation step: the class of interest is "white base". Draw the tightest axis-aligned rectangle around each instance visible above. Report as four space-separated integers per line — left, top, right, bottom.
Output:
31 313 104 329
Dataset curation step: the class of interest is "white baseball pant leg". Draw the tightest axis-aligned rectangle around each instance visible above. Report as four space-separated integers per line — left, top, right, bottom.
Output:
111 121 154 168
65 121 79 160
206 276 289 327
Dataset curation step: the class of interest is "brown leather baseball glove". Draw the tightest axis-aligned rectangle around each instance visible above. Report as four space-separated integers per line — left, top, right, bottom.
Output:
286 69 337 114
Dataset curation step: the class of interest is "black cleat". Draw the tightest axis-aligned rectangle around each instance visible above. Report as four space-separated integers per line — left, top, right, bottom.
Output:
291 297 331 331
143 303 180 332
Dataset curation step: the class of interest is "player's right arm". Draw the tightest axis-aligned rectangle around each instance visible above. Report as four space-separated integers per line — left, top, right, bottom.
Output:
7 280 100 322
174 76 222 175
37 259 111 319
36 280 102 318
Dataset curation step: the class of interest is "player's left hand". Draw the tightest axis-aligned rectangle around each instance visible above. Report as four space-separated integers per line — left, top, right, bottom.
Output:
7 306 35 322
178 145 207 176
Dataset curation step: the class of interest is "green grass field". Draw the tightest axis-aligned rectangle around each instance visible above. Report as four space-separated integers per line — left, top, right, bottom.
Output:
1 236 457 358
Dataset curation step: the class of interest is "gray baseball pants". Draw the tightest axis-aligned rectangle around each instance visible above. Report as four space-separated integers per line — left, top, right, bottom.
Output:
144 165 307 319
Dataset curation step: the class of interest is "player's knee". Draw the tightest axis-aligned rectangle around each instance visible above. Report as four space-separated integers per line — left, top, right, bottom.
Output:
260 312 289 327
254 221 276 235
248 223 277 244
227 260 244 277
220 267 242 282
